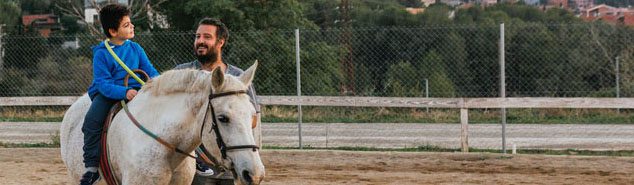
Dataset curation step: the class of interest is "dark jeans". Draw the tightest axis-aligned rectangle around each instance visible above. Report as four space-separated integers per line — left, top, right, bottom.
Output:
82 93 118 168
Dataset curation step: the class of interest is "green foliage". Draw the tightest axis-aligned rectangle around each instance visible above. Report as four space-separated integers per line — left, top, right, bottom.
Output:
300 42 344 95
59 15 81 35
396 0 423 8
302 0 340 29
161 0 317 31
5 0 633 99
20 0 52 14
418 50 456 97
0 0 21 34
385 61 422 97
0 67 32 96
420 3 454 25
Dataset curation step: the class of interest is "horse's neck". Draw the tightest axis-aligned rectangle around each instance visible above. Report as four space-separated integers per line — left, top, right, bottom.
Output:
118 91 208 159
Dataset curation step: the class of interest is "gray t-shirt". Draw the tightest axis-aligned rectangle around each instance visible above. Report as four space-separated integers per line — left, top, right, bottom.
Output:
174 60 260 113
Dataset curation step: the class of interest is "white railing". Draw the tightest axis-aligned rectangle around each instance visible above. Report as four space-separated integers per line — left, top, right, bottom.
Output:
3 96 634 152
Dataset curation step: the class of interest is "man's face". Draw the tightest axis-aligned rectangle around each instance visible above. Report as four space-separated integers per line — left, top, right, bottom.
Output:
194 25 224 63
110 16 134 40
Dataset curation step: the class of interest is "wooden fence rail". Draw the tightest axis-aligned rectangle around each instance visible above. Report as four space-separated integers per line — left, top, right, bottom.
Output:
2 96 633 152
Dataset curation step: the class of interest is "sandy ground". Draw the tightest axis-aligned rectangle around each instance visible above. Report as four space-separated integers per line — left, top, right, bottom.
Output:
1 148 633 185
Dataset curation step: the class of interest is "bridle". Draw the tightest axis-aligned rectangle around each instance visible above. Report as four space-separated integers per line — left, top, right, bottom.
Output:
198 89 260 165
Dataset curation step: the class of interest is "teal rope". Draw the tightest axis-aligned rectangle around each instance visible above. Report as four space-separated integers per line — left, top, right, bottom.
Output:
121 100 159 139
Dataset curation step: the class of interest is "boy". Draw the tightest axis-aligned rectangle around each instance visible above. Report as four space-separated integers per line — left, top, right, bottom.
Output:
80 4 159 185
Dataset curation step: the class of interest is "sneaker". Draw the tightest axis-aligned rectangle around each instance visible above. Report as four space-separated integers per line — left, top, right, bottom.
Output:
196 163 215 176
79 171 100 185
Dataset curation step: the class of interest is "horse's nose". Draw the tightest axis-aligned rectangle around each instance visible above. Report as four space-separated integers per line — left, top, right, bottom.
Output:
242 170 263 185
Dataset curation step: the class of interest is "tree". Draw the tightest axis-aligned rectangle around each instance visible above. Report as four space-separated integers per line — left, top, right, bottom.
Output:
396 0 423 8
0 0 22 79
417 50 456 97
385 61 422 97
20 0 52 14
53 0 169 35
160 0 316 31
0 0 21 34
419 3 453 25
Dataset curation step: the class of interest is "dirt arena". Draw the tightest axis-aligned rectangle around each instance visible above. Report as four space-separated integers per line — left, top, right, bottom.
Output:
1 148 633 185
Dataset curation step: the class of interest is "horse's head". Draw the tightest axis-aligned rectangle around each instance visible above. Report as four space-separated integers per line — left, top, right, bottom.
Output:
200 61 265 185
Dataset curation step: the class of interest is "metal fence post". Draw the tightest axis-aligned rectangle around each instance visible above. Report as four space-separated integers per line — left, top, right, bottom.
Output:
295 29 303 149
424 78 429 113
500 23 507 154
616 56 620 113
0 24 5 77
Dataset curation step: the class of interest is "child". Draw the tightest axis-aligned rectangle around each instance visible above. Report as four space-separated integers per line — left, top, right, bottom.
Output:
80 4 159 185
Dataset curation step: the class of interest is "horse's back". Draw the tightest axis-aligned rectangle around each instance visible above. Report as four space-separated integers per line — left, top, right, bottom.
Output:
60 94 91 182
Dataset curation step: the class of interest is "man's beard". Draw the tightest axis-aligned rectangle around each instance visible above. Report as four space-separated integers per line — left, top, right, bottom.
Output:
195 44 218 64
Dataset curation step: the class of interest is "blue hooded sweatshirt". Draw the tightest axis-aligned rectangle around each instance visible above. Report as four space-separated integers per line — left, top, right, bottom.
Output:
87 40 159 100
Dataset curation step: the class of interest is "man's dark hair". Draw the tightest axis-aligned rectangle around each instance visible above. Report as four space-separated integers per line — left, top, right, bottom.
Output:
99 4 130 38
198 18 229 44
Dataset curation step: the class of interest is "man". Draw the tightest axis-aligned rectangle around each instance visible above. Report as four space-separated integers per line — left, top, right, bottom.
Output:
174 18 261 185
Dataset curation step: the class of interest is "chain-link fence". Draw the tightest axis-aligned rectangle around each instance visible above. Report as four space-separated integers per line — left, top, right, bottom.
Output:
2 23 634 150
2 23 633 98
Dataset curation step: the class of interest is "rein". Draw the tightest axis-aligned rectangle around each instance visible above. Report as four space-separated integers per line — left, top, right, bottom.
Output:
120 73 258 169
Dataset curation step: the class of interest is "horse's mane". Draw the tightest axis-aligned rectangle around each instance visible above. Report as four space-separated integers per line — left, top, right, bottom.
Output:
143 69 212 96
142 69 247 96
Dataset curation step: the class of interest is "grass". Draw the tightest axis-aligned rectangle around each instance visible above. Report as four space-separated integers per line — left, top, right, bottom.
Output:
261 106 634 124
0 106 66 122
3 139 632 157
1 130 630 157
0 131 60 148
263 145 634 157
3 105 634 124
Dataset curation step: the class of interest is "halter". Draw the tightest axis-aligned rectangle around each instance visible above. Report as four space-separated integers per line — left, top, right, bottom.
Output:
199 89 260 163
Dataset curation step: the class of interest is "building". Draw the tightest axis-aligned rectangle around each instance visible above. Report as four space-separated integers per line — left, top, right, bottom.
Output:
580 4 634 26
569 0 593 10
521 0 540 5
406 7 425 14
21 14 62 37
477 0 498 7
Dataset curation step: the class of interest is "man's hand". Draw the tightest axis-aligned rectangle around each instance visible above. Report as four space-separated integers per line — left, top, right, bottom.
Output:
126 89 138 100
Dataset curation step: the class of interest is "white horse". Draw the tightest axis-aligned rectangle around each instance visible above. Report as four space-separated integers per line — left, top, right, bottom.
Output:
60 62 265 185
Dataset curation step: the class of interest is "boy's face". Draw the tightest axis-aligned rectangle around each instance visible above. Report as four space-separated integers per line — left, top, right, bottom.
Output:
109 16 134 40
194 25 225 62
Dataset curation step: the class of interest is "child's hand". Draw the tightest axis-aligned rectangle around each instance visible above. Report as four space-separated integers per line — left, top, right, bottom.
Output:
126 89 138 100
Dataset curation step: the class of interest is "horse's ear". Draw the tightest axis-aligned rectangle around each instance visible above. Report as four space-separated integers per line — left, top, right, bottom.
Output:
240 60 258 87
211 67 224 90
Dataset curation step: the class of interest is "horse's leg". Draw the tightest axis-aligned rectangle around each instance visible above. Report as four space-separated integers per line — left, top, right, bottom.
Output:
169 157 195 185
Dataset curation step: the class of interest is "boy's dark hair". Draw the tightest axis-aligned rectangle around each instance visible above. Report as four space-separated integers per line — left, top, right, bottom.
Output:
198 18 229 43
99 4 130 38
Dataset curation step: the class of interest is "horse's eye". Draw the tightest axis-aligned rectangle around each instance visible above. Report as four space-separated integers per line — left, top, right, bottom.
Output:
217 115 229 123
